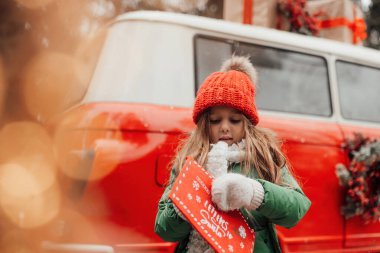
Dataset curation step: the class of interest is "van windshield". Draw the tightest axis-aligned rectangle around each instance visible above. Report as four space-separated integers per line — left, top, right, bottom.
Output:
195 36 332 117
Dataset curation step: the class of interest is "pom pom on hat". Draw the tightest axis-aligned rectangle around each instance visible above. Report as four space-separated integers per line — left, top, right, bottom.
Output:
192 56 259 125
220 56 257 84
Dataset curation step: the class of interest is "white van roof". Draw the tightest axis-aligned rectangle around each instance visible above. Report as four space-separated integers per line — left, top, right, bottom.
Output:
115 10 380 66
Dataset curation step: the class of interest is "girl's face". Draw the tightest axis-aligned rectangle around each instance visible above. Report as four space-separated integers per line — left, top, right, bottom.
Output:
209 106 245 146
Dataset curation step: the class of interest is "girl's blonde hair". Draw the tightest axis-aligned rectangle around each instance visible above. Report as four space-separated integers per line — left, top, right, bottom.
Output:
172 110 289 185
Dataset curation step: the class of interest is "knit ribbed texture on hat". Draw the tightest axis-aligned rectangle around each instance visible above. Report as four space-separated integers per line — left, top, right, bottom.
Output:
193 69 259 125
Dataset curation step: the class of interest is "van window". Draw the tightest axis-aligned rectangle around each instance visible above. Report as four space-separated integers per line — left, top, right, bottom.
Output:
83 22 195 107
195 36 332 117
195 37 232 88
336 61 380 123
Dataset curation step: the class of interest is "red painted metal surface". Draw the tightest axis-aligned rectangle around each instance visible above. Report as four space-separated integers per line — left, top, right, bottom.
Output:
52 103 380 252
259 115 346 252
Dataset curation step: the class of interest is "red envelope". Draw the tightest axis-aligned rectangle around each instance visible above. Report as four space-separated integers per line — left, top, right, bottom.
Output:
169 157 255 253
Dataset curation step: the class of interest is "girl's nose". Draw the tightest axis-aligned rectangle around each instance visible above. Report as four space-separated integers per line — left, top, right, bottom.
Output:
220 120 230 133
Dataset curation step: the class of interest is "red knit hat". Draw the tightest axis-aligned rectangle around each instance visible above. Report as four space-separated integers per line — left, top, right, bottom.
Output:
193 56 259 125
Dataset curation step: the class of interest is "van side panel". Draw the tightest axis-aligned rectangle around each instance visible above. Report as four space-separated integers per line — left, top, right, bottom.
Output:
53 103 193 251
260 115 346 252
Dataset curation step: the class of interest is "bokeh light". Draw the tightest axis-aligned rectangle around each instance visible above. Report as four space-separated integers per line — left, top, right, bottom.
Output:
0 163 61 229
0 122 60 229
20 51 88 122
0 121 56 166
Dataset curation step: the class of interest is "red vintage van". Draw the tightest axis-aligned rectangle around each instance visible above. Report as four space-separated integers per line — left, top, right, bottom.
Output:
49 11 380 253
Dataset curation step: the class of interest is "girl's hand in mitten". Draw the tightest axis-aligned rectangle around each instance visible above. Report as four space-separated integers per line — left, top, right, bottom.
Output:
206 141 229 178
226 142 245 163
211 173 264 211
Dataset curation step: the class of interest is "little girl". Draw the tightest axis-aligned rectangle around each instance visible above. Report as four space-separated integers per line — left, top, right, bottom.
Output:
155 56 311 253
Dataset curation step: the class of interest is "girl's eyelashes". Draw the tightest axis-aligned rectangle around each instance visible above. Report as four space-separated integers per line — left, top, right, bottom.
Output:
230 118 242 124
209 118 242 124
209 119 221 124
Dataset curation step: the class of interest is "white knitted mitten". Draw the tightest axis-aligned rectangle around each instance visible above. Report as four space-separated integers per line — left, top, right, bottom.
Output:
211 173 264 211
226 139 246 163
206 141 229 178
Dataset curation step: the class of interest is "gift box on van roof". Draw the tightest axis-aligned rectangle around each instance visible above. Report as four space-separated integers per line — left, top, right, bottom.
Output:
306 0 367 44
223 0 367 45
223 0 278 27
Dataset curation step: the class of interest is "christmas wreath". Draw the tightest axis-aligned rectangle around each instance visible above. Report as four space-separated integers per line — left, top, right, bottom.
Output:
276 0 322 35
336 133 380 223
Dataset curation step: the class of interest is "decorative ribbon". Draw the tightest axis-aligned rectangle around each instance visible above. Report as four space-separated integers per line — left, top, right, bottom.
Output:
243 0 253 24
317 17 367 44
315 3 367 44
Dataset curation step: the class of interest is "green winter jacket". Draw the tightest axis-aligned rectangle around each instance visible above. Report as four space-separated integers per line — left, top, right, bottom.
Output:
154 163 311 253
